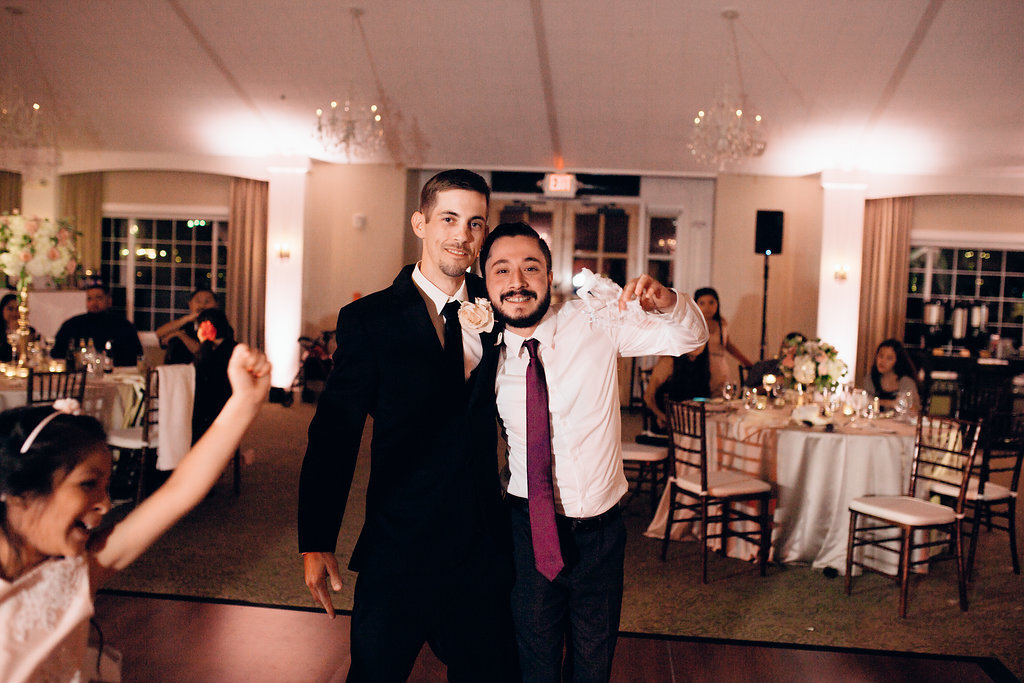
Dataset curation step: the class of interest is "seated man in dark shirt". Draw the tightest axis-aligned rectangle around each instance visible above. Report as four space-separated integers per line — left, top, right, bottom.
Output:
52 283 143 366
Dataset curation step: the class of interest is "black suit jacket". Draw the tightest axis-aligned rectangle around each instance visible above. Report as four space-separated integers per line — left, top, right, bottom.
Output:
298 265 507 575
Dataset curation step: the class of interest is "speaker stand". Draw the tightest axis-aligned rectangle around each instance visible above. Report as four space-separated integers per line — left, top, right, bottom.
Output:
759 253 770 361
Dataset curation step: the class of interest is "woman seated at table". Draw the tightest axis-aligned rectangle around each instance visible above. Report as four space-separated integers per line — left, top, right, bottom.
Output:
0 293 37 363
155 287 218 365
860 338 920 411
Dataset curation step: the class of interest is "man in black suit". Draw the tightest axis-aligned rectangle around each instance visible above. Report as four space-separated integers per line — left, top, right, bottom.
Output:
298 170 517 681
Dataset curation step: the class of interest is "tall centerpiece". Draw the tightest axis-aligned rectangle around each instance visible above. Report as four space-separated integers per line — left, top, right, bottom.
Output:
0 212 79 365
778 337 848 396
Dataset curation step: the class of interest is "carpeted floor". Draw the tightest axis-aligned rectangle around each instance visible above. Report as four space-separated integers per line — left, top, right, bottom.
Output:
104 401 1024 680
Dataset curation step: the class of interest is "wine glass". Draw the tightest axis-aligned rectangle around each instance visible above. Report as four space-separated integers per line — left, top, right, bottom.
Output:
761 373 778 399
894 391 912 420
742 388 758 410
722 382 738 401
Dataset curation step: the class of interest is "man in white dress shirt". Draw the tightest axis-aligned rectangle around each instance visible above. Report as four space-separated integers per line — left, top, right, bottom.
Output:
481 222 708 681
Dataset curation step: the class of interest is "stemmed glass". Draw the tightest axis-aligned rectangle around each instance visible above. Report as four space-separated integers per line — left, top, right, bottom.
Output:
722 382 738 401
761 373 777 400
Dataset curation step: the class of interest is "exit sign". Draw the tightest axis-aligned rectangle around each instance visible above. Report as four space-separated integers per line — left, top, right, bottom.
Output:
543 173 578 197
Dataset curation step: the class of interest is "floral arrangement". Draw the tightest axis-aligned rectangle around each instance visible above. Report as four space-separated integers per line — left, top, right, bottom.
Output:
778 337 847 391
197 320 218 343
458 298 494 333
0 212 78 289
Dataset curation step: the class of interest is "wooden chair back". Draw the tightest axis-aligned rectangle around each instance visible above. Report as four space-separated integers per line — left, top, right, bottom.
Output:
909 415 981 513
26 367 88 405
665 399 708 491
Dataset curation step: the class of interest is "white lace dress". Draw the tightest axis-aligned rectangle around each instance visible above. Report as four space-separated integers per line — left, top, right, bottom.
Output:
0 555 92 682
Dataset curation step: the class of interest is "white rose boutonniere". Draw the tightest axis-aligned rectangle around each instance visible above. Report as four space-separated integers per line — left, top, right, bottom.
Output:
458 297 494 334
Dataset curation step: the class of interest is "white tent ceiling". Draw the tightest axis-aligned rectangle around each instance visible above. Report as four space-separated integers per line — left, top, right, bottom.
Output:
2 0 1022 178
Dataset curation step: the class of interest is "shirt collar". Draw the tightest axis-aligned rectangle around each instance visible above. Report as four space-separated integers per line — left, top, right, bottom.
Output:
412 262 468 316
501 306 558 358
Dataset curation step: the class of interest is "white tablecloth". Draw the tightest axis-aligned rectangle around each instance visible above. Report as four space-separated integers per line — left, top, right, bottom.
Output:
0 370 145 432
645 403 917 575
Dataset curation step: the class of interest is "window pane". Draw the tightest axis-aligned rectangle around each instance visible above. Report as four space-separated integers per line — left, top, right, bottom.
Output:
573 257 597 279
176 244 192 262
174 268 192 287
135 267 152 286
1000 300 1024 325
152 312 171 330
978 276 1000 298
602 212 628 253
649 217 676 255
605 258 626 286
1006 251 1024 274
156 220 173 241
217 244 228 266
195 245 212 266
134 219 153 241
646 260 672 287
1005 276 1024 299
154 289 172 308
957 249 978 271
933 249 954 271
955 274 977 297
905 297 924 320
175 221 192 242
908 246 930 269
154 265 172 286
135 289 151 309
980 250 1002 272
908 272 925 295
931 274 951 296
574 214 599 251
193 221 212 243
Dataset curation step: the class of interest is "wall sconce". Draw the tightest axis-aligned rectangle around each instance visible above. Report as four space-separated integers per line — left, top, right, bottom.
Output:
833 264 848 282
275 243 291 260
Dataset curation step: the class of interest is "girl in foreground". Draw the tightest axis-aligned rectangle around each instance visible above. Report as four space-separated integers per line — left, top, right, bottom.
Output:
0 344 270 681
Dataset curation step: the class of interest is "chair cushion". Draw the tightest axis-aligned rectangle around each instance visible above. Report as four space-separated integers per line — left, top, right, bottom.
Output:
107 426 152 450
621 442 667 463
850 495 956 526
672 470 771 497
931 479 1012 502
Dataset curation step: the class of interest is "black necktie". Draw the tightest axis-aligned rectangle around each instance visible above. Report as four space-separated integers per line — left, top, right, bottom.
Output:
442 300 464 388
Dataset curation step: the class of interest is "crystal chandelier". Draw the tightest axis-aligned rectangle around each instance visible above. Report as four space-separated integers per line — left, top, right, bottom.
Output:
688 9 766 171
313 7 392 163
0 75 60 180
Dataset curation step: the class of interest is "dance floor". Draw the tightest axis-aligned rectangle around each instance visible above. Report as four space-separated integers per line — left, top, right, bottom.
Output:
94 591 1013 681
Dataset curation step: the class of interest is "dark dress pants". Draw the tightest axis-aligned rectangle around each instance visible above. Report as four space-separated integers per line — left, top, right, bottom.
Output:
509 502 626 683
348 540 518 682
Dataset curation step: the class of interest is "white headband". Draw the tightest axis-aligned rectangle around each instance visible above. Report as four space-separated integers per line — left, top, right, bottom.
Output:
19 399 83 454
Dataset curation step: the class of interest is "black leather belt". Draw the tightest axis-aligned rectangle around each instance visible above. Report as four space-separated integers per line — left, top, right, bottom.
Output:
506 494 620 533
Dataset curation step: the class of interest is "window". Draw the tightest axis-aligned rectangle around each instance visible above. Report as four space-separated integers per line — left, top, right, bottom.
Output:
644 215 677 288
905 245 1024 348
101 216 227 331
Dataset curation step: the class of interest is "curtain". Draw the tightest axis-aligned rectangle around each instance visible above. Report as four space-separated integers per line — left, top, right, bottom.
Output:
58 172 104 274
0 171 21 214
856 197 914 382
227 178 268 349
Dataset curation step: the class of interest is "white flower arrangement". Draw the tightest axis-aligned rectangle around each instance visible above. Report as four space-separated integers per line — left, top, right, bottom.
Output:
0 212 79 288
780 337 847 391
458 297 494 333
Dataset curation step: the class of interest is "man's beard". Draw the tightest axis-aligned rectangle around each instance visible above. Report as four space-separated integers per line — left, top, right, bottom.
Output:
493 287 552 329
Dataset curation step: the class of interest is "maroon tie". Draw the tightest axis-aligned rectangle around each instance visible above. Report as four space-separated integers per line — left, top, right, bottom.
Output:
523 338 564 581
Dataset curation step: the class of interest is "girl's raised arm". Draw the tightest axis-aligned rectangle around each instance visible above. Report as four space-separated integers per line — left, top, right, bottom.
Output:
88 344 271 588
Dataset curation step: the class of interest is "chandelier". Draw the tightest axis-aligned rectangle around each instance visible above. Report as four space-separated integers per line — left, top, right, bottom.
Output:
0 75 59 181
688 9 766 170
313 7 426 164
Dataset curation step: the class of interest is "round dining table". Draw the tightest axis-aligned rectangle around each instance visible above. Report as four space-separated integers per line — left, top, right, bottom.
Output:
644 401 918 575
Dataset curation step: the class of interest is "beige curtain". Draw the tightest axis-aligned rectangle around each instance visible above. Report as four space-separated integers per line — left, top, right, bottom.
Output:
0 171 21 213
227 178 268 349
58 172 104 273
856 197 914 382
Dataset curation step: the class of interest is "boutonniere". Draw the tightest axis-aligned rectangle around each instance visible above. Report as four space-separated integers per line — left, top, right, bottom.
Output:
457 297 494 334
197 319 218 343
